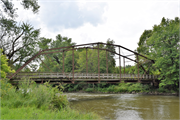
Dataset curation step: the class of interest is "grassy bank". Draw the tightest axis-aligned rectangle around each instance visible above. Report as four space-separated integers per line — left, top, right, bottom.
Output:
0 79 101 119
1 106 99 119
63 82 179 94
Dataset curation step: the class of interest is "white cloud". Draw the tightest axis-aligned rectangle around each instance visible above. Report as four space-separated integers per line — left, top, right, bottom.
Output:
12 0 179 66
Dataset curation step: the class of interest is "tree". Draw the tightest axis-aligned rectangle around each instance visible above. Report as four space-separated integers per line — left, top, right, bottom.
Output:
147 17 179 90
137 30 152 55
50 34 75 68
106 39 116 73
64 50 79 73
0 0 40 69
137 17 179 90
1 0 40 18
136 29 156 75
0 20 40 68
38 34 76 72
38 37 52 50
77 48 105 73
77 39 116 73
0 49 15 79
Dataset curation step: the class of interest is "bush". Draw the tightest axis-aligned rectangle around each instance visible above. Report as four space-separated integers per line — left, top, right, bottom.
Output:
128 83 143 92
157 87 166 93
0 49 15 79
1 79 68 110
85 88 94 92
0 78 15 98
107 85 114 92
1 79 101 119
142 84 151 92
68 88 74 92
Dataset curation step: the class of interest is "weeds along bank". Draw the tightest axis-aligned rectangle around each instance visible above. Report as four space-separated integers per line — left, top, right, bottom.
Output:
62 82 179 94
0 79 101 119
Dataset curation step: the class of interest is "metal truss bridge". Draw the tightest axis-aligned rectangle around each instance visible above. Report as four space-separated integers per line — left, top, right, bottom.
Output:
8 42 159 85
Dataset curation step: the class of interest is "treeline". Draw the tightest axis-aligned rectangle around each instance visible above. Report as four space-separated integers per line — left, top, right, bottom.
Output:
36 37 116 73
136 17 179 91
20 36 140 74
0 0 179 92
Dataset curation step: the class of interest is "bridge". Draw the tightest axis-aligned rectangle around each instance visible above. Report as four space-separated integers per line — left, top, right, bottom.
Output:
8 42 159 85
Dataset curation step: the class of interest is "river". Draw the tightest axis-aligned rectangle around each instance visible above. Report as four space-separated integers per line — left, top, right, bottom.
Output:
65 93 179 120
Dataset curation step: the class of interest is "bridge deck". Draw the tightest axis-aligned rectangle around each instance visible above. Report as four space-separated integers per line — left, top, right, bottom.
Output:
8 72 158 84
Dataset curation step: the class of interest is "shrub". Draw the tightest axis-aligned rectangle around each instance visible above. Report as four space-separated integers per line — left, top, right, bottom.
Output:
0 78 15 98
142 84 150 92
107 85 114 92
0 49 15 79
68 88 74 92
85 88 94 92
157 87 166 93
1 79 68 110
128 83 143 92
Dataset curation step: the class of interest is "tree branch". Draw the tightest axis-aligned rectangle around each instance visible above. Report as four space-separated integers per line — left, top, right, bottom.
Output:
12 30 24 52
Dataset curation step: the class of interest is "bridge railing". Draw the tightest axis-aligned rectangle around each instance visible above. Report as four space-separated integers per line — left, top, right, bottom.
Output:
8 72 158 80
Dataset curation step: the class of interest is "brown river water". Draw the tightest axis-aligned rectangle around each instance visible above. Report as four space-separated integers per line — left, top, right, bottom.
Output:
65 93 179 120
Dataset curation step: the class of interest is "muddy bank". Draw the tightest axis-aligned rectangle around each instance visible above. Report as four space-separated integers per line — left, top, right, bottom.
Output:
64 91 179 96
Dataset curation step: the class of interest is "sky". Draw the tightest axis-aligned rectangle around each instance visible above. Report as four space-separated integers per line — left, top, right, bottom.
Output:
12 0 179 66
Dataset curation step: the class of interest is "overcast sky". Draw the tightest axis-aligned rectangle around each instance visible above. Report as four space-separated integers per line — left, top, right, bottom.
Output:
13 0 179 66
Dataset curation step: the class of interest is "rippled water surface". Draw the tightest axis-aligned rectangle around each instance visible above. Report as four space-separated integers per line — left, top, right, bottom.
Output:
65 93 179 120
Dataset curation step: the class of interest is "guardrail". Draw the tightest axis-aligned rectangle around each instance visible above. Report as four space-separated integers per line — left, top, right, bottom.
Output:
8 72 158 80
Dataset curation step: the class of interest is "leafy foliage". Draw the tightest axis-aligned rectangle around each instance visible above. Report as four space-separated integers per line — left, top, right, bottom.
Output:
0 18 40 69
1 0 40 18
1 79 68 110
0 0 40 70
137 17 179 90
0 49 15 79
38 37 116 74
1 79 100 119
38 34 76 72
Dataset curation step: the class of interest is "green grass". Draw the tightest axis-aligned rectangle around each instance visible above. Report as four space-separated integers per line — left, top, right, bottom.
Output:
1 106 101 119
0 79 101 119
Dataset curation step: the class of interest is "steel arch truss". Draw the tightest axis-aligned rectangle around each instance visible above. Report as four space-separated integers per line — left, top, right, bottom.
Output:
9 42 155 84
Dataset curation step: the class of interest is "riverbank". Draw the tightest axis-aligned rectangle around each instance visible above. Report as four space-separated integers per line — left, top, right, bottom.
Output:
65 91 179 96
0 79 101 119
63 82 179 96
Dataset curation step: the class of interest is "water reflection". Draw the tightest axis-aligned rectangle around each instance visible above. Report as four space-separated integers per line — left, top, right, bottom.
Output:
65 93 179 120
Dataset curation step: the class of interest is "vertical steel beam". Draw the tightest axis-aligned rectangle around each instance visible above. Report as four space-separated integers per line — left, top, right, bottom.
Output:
124 57 125 74
106 50 108 74
63 51 64 73
137 54 140 82
86 48 88 76
72 47 74 83
119 47 121 82
98 44 100 83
